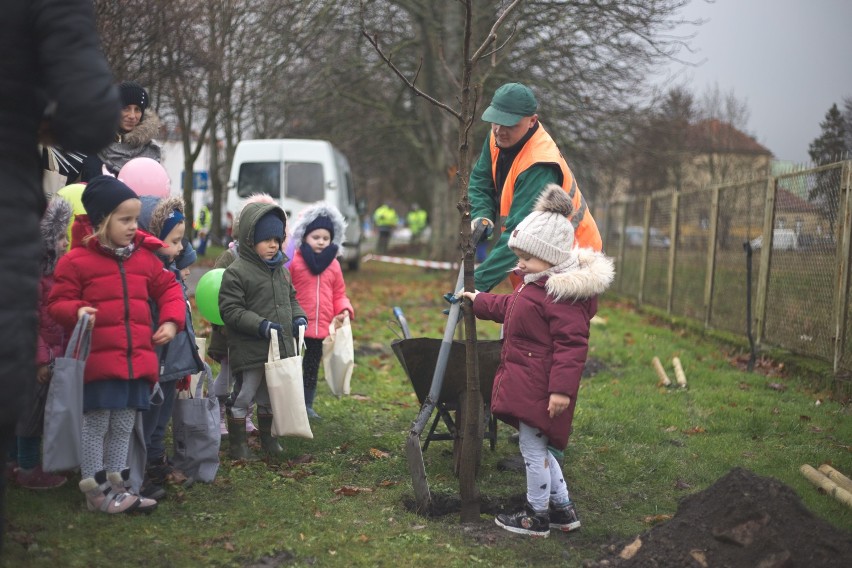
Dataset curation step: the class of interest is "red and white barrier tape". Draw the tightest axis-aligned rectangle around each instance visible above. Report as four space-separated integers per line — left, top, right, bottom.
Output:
361 254 460 270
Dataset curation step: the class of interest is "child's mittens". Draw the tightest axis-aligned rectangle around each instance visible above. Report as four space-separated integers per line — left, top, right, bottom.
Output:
258 319 283 339
292 316 307 336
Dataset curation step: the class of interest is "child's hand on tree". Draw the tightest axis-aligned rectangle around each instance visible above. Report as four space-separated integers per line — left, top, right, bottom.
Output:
152 322 178 345
548 393 571 418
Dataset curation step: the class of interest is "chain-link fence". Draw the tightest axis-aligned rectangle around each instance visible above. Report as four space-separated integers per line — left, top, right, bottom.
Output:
604 160 852 377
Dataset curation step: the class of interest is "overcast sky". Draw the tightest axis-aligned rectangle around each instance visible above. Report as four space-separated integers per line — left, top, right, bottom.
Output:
661 0 852 163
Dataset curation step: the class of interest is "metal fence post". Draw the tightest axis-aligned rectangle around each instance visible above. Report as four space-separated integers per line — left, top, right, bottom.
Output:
615 200 629 291
667 191 679 314
754 177 777 345
637 196 652 305
833 161 852 373
703 186 720 328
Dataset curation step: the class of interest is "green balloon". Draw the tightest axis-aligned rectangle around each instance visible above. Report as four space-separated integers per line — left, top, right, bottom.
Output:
195 268 225 326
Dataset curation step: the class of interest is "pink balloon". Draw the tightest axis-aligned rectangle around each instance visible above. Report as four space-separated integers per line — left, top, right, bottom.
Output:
118 157 170 198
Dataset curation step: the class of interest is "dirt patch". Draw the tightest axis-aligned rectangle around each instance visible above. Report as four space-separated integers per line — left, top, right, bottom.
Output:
583 356 608 378
587 467 852 567
403 492 527 518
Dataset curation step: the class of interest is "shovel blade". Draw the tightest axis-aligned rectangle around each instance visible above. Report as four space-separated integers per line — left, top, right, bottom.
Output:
405 432 431 512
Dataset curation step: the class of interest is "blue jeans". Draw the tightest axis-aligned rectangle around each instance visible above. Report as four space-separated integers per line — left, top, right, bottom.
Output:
142 380 178 464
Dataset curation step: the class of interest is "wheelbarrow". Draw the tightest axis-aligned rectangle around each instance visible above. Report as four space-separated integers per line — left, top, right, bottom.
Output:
391 325 501 454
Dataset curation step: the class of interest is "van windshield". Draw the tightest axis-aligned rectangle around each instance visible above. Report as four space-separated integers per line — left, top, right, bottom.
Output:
238 162 280 198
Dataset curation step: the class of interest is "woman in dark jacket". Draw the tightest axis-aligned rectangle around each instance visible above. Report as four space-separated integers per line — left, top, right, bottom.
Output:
463 186 614 538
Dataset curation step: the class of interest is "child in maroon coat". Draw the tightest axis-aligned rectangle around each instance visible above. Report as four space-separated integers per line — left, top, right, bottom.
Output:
12 196 73 490
463 185 614 537
48 176 185 514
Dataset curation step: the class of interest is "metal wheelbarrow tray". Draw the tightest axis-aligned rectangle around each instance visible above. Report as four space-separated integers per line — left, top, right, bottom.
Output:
392 337 501 452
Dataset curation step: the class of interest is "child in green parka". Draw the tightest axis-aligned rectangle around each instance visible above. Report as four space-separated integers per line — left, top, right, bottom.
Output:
218 203 307 460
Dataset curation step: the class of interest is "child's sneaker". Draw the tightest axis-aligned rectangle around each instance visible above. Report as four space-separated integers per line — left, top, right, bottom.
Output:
245 414 258 435
495 502 550 537
550 502 581 532
15 465 67 490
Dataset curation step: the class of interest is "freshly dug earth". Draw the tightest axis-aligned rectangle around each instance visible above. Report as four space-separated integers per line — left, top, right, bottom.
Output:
588 467 852 567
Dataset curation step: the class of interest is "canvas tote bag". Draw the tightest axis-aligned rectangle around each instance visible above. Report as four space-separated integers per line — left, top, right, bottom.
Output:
322 313 354 397
172 361 220 482
42 314 90 472
265 327 312 439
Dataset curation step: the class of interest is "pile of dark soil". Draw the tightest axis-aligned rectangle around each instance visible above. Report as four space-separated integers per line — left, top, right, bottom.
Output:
588 467 852 567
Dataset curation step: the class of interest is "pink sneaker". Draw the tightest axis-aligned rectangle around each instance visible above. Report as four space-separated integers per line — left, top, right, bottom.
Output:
246 413 257 434
15 465 67 490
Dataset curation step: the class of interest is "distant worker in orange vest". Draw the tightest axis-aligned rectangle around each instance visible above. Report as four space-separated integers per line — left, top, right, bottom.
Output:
469 82 602 292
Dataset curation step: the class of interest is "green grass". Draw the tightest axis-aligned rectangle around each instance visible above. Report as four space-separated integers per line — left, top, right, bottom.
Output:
4 259 850 567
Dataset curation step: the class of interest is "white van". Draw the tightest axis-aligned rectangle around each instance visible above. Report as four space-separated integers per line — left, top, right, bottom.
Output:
226 139 364 269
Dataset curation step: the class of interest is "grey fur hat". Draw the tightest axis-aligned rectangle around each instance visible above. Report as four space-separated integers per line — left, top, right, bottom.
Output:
41 196 74 275
290 202 347 246
509 184 574 266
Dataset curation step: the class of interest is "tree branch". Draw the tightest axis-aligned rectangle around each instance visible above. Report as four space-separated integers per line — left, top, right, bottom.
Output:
361 30 461 120
470 0 523 64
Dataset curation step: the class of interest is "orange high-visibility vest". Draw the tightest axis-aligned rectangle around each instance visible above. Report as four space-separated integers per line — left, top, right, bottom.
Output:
489 124 602 252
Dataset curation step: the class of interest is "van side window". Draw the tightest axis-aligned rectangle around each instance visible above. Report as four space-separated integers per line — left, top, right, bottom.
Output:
238 162 280 198
285 162 324 202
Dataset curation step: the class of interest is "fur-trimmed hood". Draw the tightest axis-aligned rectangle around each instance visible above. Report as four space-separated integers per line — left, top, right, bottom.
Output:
290 202 347 246
139 195 185 240
119 109 161 148
232 193 277 237
541 248 615 302
41 196 73 275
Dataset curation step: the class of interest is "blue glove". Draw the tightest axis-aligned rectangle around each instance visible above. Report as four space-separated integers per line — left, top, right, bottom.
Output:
259 320 283 339
292 316 308 336
471 217 494 240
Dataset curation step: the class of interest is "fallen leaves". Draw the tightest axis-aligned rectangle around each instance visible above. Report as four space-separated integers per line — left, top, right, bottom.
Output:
682 426 706 435
619 537 642 559
369 448 391 459
333 485 374 496
642 514 673 524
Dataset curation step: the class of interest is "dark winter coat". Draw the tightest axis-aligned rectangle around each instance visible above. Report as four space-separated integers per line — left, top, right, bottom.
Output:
219 203 306 374
472 249 614 450
0 0 119 427
48 216 186 387
98 110 162 175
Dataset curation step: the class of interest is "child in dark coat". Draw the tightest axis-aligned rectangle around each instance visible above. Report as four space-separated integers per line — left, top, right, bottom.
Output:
463 185 614 537
218 203 307 459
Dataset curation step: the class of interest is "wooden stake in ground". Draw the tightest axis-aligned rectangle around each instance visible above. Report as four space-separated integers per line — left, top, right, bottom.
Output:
672 357 687 388
800 464 852 509
818 464 852 494
652 356 671 386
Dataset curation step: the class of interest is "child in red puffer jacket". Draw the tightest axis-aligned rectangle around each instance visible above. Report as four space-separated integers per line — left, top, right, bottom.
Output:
49 176 185 515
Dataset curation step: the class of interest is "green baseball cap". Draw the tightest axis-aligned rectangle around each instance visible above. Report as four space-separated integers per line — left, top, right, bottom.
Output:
481 83 538 126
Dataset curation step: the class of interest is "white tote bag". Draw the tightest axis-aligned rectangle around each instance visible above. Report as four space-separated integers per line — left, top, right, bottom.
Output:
322 314 354 397
265 327 313 439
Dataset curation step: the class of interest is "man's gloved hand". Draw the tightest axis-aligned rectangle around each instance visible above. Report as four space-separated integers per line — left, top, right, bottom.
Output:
442 289 463 305
259 319 283 339
471 217 494 240
292 316 308 336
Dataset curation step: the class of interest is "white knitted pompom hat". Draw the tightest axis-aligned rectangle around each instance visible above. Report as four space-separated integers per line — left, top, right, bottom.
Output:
508 184 574 265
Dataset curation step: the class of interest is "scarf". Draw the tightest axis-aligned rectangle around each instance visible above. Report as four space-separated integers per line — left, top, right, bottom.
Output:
97 240 136 260
300 242 339 275
263 250 284 270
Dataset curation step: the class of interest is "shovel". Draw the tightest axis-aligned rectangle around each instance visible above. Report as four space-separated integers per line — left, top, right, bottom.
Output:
405 218 491 512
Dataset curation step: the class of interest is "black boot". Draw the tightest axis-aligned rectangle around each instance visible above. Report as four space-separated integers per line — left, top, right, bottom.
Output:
304 384 321 420
227 415 258 461
257 413 284 456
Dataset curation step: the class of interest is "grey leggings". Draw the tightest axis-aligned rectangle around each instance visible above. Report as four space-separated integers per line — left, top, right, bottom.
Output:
81 408 136 480
518 422 572 512
230 367 271 419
